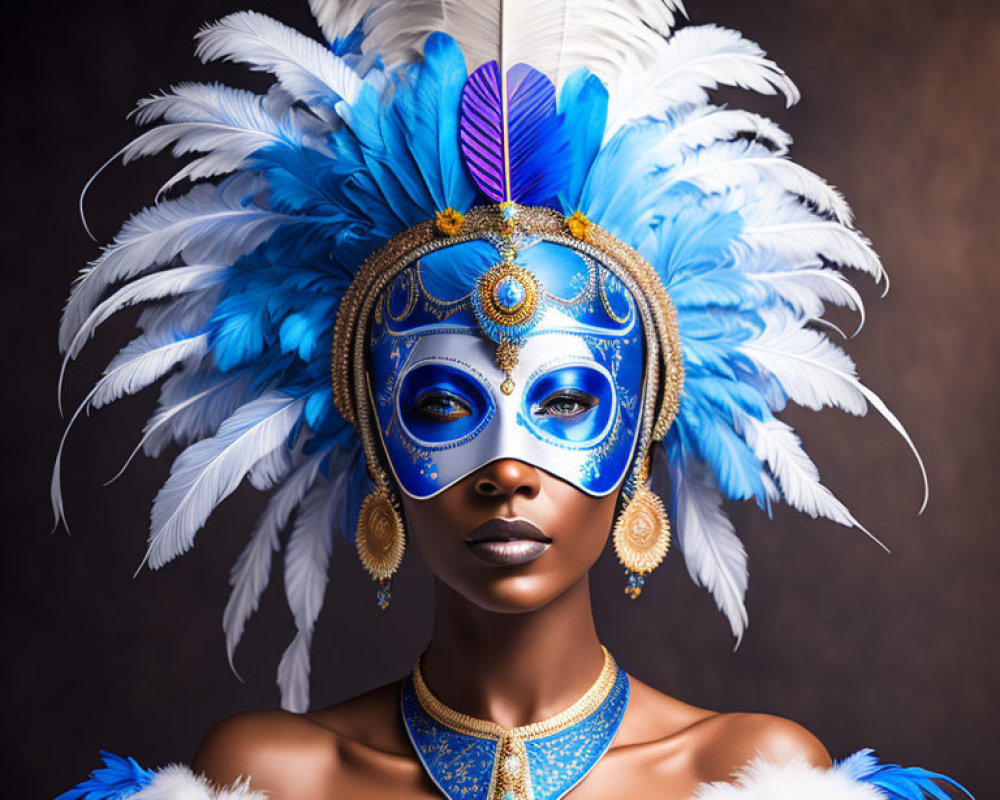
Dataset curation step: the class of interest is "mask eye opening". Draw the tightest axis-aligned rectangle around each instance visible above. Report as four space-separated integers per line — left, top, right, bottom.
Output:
415 388 474 422
532 388 599 419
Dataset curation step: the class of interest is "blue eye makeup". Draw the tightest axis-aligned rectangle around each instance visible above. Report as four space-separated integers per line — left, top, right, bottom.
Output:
397 362 495 445
524 365 615 446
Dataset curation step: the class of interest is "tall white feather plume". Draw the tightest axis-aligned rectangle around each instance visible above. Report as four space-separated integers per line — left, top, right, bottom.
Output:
146 393 306 570
59 181 291 354
310 0 685 92
741 317 928 512
277 474 343 712
196 11 363 113
605 25 800 141
663 449 749 642
224 452 327 673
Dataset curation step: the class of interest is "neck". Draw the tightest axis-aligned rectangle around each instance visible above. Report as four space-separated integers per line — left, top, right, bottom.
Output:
419 576 606 729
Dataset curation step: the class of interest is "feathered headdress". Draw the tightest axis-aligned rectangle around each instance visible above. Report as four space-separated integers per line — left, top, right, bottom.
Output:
53 0 925 712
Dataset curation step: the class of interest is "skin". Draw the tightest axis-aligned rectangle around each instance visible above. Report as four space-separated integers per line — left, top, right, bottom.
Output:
193 458 831 799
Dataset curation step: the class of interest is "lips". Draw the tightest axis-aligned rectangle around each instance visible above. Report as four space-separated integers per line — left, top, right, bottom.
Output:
464 518 552 566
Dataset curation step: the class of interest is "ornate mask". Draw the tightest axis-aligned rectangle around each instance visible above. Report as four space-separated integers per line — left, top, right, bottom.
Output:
368 237 646 498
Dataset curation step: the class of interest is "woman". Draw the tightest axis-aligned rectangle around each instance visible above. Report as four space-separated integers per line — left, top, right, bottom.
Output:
53 1 973 798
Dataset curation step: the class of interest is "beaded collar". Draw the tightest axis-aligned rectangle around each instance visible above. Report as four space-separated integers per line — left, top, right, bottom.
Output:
400 647 629 800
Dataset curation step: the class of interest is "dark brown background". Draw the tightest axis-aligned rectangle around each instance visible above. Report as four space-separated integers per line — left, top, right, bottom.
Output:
1 0 996 797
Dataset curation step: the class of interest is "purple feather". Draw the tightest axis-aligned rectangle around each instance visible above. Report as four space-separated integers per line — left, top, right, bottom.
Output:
460 61 569 205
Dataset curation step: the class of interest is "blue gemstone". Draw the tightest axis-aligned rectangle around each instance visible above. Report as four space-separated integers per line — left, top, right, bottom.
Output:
494 276 526 310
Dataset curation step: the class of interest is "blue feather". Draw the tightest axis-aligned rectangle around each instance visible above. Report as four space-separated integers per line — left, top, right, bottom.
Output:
557 69 609 213
838 750 974 800
55 751 153 800
459 61 570 205
401 33 477 211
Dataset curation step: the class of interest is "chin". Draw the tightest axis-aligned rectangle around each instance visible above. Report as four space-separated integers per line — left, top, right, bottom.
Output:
446 568 576 614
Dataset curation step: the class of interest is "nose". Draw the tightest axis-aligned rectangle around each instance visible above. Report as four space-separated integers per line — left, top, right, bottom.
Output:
474 459 541 500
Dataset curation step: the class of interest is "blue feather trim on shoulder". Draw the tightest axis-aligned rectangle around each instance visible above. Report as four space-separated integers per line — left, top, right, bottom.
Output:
55 751 154 800
838 749 975 800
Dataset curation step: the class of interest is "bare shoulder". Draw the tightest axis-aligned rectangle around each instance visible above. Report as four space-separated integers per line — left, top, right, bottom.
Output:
192 680 423 799
192 708 338 798
689 711 832 782
604 675 830 794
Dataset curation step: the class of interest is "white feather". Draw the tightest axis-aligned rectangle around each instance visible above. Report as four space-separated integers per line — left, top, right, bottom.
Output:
646 106 793 168
308 0 376 44
91 332 209 410
145 393 306 569
738 222 885 290
50 332 208 531
667 453 749 642
60 180 290 354
195 11 362 114
605 26 800 141
313 0 685 92
142 371 251 458
135 288 221 337
740 317 928 512
224 451 327 672
751 267 866 336
740 316 865 415
276 631 312 714
739 416 854 526
655 140 853 227
104 372 250 488
277 475 342 712
66 264 226 361
247 446 294 490
124 83 315 197
57 279 221 416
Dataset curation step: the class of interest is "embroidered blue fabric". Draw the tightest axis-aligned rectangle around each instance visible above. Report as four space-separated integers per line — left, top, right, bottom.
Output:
400 665 630 800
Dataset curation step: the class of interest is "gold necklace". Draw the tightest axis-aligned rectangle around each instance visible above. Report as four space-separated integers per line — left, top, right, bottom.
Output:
409 646 621 800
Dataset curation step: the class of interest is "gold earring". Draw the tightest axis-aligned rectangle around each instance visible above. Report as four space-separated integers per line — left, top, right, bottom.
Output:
612 462 671 600
355 485 406 610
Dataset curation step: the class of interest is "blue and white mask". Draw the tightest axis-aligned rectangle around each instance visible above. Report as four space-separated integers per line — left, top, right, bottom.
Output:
368 237 646 498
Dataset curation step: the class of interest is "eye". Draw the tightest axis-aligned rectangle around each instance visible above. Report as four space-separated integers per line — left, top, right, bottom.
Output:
533 389 598 419
416 390 472 422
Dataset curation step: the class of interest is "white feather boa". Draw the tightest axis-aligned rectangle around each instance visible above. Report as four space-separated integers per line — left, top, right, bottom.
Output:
127 765 267 799
125 758 888 799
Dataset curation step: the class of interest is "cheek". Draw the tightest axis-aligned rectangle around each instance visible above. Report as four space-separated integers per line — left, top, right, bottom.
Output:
540 479 620 564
